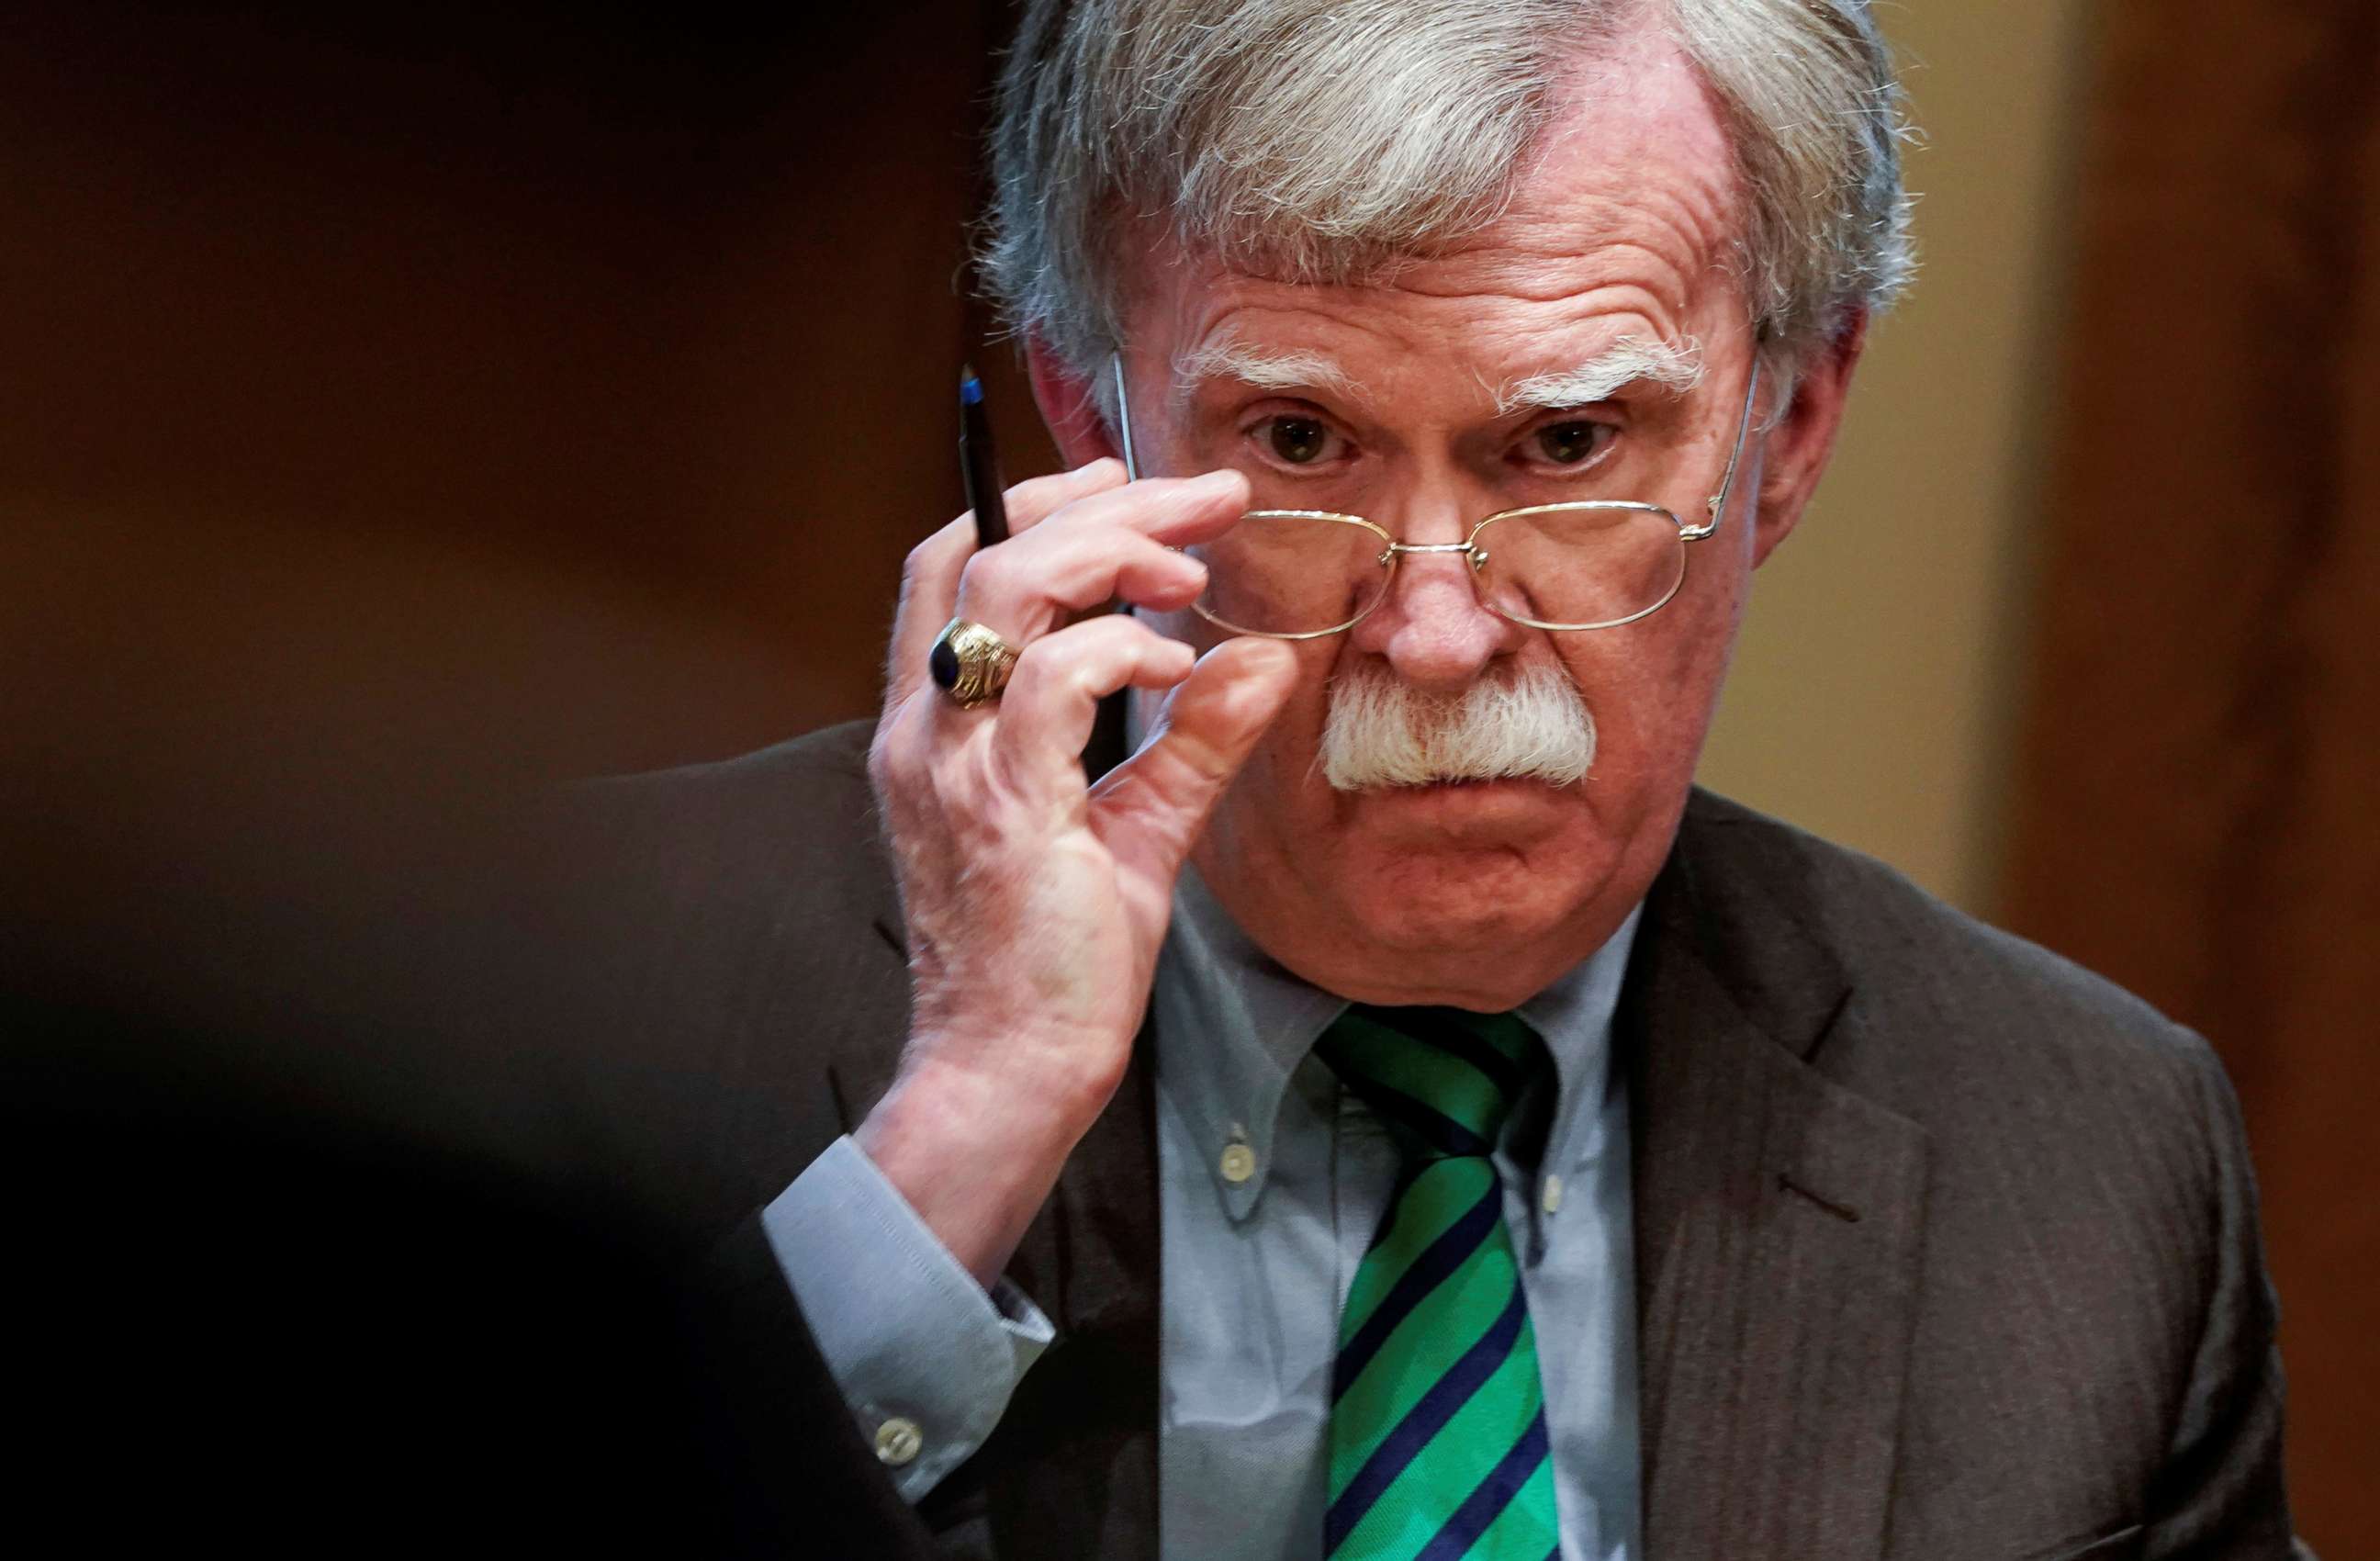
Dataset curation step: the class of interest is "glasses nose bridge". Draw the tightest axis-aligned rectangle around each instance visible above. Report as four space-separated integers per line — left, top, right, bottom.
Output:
1368 527 1502 636
1379 535 1489 596
1387 492 1501 568
1386 538 1483 563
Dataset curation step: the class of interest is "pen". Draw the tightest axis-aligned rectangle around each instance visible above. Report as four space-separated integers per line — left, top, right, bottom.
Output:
959 365 1008 547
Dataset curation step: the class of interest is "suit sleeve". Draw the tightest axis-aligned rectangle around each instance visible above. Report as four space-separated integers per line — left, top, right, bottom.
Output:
2144 1041 2297 1557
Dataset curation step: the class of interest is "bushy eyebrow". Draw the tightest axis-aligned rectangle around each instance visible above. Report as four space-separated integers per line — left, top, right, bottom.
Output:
1170 342 1365 410
1164 332 1704 419
1493 335 1706 415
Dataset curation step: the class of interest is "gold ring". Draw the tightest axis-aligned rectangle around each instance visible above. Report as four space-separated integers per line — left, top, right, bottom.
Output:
928 617 1021 709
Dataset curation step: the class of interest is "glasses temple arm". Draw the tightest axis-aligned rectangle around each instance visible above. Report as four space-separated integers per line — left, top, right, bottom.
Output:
1110 354 1140 480
1698 356 1764 534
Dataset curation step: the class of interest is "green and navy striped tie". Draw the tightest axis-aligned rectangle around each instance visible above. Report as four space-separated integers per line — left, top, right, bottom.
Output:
1316 1005 1560 1561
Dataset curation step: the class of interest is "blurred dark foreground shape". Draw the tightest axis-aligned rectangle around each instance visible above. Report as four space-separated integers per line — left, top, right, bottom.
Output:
5 976 937 1556
0 1 996 1548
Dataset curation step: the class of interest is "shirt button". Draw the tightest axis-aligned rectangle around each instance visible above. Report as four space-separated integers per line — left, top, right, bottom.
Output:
1218 1141 1257 1184
1542 1174 1564 1215
874 1417 924 1467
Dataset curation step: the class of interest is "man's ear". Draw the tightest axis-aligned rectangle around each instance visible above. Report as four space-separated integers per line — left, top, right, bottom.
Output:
1750 309 1868 567
1025 332 1124 469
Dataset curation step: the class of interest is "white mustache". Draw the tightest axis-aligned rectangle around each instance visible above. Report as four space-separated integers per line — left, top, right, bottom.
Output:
1319 662 1597 792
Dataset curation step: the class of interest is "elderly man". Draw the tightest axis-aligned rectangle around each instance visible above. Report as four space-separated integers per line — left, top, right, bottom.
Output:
569 2 2296 1557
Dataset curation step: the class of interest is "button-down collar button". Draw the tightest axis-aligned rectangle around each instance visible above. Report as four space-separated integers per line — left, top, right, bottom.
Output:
1541 1174 1564 1215
1218 1141 1257 1185
874 1417 924 1466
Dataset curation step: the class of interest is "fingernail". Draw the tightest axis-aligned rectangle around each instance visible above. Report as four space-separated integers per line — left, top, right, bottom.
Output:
1246 637 1297 675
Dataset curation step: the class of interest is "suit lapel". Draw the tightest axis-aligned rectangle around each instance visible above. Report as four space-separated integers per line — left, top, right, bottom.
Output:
1627 797 1930 1561
985 1020 1162 1561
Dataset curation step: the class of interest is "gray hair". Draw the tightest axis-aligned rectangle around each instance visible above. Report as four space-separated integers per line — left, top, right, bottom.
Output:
980 0 1914 397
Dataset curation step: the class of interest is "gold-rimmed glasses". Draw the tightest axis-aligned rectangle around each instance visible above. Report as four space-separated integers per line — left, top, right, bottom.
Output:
1110 352 1761 640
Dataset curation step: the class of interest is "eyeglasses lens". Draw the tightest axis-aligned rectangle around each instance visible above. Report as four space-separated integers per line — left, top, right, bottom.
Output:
1470 506 1686 629
1189 513 1392 636
1189 504 1686 635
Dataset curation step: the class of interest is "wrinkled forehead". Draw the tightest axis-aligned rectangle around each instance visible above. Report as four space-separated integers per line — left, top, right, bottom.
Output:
1118 29 1749 392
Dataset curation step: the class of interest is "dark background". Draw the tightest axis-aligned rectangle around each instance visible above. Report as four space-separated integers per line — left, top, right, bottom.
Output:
3 1 2371 1549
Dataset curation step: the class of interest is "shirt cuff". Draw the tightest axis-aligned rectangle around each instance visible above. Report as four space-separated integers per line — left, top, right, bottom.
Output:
760 1135 1055 1501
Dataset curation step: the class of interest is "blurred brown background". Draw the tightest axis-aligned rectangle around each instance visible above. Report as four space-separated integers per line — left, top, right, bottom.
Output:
2 0 2371 1547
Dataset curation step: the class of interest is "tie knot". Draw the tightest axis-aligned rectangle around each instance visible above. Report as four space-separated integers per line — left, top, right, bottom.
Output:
1315 1005 1544 1162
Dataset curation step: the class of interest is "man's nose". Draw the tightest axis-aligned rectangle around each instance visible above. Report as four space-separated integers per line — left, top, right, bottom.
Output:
1348 534 1517 694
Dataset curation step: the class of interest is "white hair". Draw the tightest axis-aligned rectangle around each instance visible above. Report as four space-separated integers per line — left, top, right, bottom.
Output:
1319 660 1599 792
1494 335 1706 416
1166 334 1701 418
982 0 1915 400
1171 341 1364 404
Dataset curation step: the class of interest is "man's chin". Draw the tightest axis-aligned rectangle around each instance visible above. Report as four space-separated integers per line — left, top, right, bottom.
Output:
1207 774 1631 1005
1322 853 1605 1001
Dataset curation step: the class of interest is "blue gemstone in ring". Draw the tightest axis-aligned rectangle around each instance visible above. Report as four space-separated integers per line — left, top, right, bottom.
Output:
929 637 962 691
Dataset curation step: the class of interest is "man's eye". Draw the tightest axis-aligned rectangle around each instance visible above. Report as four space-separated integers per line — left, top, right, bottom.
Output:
1266 417 1330 465
1533 421 1605 466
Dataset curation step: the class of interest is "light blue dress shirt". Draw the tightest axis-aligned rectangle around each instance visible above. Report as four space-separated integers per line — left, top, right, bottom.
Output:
767 870 1642 1560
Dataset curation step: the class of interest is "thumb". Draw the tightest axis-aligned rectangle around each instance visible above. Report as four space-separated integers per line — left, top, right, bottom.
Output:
1091 636 1297 884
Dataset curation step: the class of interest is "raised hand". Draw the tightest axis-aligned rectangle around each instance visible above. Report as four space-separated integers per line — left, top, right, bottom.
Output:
859 458 1297 1285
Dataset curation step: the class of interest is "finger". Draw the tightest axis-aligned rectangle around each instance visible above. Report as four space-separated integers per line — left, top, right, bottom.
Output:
1000 457 1130 536
957 526 1207 646
991 615 1198 791
881 512 975 707
884 459 1131 706
1093 637 1299 882
948 467 1246 647
1032 468 1249 547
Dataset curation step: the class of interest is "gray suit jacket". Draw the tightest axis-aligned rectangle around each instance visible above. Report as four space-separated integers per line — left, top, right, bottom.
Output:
555 720 2294 1561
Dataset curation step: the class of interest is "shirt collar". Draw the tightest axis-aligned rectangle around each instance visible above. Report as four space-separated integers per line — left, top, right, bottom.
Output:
1151 859 1642 1220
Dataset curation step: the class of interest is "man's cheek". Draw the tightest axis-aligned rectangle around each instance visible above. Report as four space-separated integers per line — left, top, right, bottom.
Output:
1253 691 1327 795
